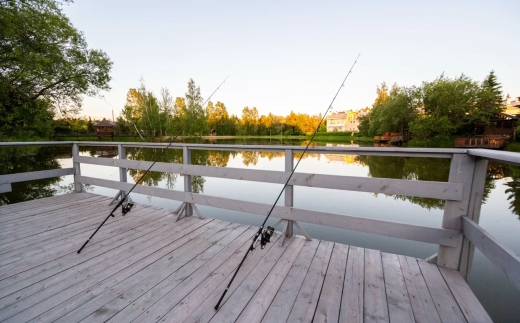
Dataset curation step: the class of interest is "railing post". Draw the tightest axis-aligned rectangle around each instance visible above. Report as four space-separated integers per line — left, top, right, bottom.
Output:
72 143 83 193
437 153 476 270
118 144 128 196
183 145 192 217
285 149 294 238
459 157 488 280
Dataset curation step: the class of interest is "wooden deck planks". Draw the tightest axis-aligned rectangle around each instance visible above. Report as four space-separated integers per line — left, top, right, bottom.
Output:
96 226 255 323
417 258 467 323
399 255 442 323
4 220 223 323
381 252 414 323
313 243 349 323
261 239 320 323
286 240 334 322
364 248 390 323
0 194 493 323
340 245 365 323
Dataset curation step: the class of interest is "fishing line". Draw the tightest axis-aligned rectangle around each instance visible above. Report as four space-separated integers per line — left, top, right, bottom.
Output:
77 76 229 253
214 55 360 310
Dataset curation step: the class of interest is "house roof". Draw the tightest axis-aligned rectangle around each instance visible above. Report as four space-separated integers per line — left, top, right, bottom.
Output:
93 118 116 127
328 112 347 119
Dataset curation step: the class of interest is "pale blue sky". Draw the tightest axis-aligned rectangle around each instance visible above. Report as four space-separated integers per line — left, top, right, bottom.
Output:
63 0 519 120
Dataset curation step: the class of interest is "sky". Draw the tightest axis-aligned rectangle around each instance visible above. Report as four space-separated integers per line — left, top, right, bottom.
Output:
62 0 520 120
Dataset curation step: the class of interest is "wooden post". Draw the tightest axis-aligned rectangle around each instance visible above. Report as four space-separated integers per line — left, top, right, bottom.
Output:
118 144 128 197
459 158 488 280
437 154 476 270
72 143 83 193
285 149 294 238
183 146 192 217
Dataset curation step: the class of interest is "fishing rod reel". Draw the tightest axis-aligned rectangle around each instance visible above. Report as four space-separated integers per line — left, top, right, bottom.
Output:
260 226 275 249
121 202 134 216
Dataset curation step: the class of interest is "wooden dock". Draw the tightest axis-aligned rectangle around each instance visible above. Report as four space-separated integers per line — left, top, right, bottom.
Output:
0 193 492 322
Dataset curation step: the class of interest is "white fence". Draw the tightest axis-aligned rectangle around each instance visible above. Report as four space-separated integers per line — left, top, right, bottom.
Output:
1 141 519 290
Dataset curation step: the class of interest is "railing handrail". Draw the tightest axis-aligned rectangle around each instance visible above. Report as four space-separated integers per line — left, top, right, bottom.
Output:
0 141 466 157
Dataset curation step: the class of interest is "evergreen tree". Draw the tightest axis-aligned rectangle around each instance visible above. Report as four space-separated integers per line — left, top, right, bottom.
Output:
473 71 503 124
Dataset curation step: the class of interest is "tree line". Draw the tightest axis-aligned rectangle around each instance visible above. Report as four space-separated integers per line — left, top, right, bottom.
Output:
117 79 326 137
0 0 112 140
358 71 504 140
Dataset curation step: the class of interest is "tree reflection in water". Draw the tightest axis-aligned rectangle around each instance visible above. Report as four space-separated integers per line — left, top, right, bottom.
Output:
126 148 236 193
1 145 520 220
0 147 71 205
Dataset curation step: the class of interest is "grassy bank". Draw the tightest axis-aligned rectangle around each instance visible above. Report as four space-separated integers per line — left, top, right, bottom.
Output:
506 143 520 152
52 136 146 142
406 137 456 148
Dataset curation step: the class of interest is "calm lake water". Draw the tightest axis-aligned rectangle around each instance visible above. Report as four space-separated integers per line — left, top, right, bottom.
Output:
1 139 520 322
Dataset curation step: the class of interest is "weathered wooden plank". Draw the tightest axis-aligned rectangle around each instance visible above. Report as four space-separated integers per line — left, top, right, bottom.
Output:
313 243 349 323
468 148 520 167
208 237 300 323
364 248 389 323
76 175 459 247
0 168 74 185
236 237 306 323
0 199 148 255
0 212 201 307
76 155 463 200
0 203 158 260
438 154 475 269
0 196 107 235
0 194 102 225
0 203 158 273
0 194 97 218
439 267 492 323
286 240 334 322
0 183 11 193
459 158 488 280
340 245 364 323
0 193 96 218
158 233 282 323
100 226 255 323
399 256 441 323
0 202 142 280
0 199 126 248
52 222 242 323
0 208 180 312
0 192 101 216
462 217 520 290
417 259 466 322
4 220 222 323
381 252 414 323
0 197 112 241
261 239 320 323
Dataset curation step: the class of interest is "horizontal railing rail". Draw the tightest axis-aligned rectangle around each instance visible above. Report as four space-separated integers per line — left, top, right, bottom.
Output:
74 174 460 247
462 217 520 290
74 155 463 201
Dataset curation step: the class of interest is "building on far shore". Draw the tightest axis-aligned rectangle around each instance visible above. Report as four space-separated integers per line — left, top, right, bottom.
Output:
503 94 520 115
326 108 369 132
93 118 116 140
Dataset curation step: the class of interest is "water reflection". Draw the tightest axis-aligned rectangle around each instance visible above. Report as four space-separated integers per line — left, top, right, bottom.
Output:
1 144 520 219
0 147 72 205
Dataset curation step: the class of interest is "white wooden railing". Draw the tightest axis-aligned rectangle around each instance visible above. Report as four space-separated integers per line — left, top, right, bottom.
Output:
0 141 519 290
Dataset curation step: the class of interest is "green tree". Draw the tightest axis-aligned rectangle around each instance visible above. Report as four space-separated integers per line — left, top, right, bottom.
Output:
87 117 95 132
473 71 503 124
182 79 206 136
410 74 479 139
0 0 112 139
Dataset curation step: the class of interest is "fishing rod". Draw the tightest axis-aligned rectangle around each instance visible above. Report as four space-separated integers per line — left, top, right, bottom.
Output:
214 55 360 310
77 76 229 254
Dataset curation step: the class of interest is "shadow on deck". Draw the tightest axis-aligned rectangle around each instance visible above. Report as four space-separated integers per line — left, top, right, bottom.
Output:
0 193 491 322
